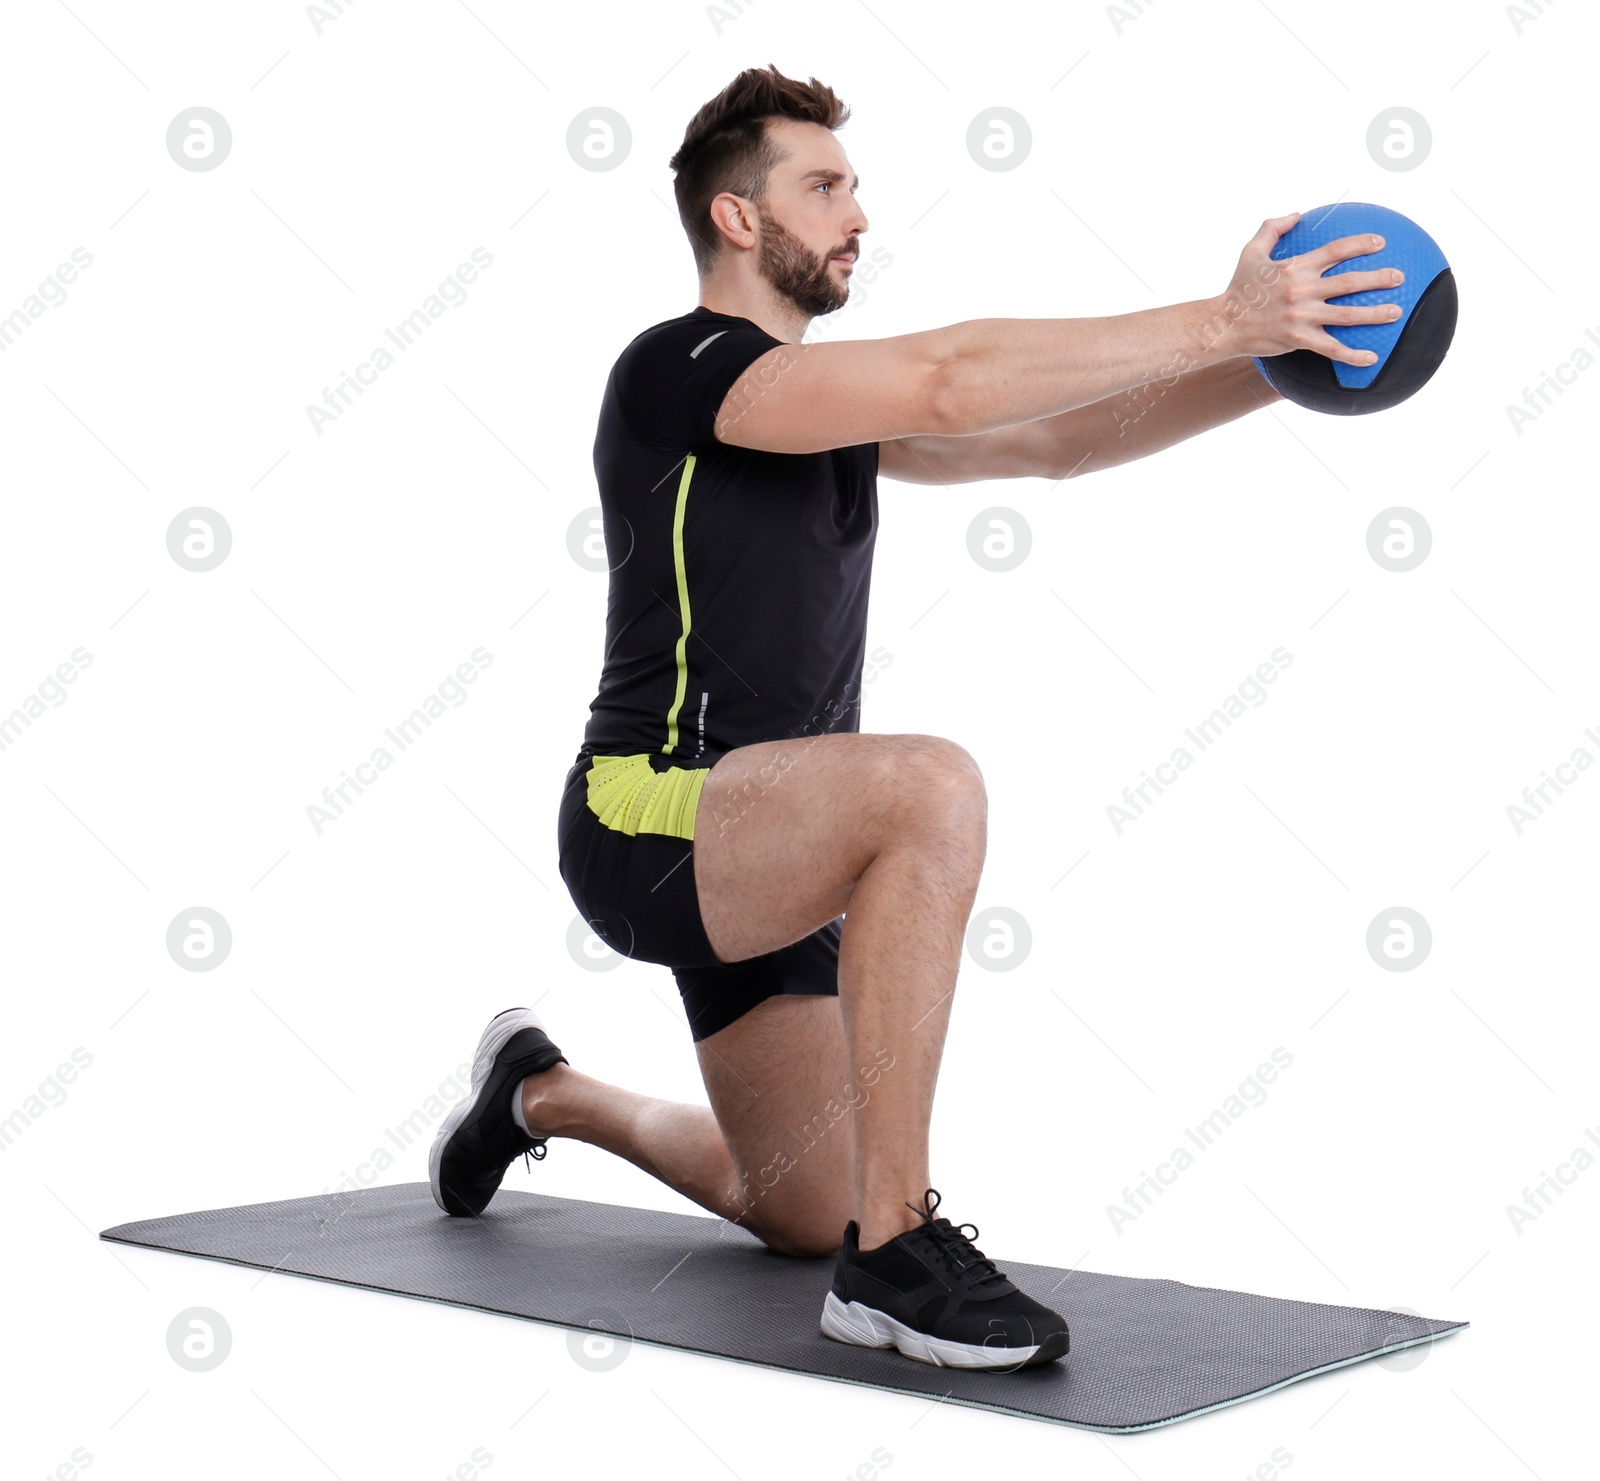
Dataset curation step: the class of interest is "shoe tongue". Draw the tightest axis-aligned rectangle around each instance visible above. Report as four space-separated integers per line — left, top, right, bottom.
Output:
917 1217 1008 1287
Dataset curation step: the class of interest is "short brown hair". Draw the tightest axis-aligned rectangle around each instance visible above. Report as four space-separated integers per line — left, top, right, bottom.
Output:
669 64 850 276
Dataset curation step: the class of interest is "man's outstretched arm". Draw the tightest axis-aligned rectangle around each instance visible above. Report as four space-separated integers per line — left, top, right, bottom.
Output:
876 355 1281 485
712 213 1403 457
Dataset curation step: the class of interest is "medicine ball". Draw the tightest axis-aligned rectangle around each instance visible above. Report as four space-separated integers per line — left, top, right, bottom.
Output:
1253 202 1457 415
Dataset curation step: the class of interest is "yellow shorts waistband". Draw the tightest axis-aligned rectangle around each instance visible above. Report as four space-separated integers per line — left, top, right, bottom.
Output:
584 752 710 841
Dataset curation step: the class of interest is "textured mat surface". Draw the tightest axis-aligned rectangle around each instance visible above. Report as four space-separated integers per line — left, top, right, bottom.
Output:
100 1183 1466 1432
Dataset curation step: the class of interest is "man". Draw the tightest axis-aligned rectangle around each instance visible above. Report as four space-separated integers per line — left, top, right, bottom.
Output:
430 65 1402 1371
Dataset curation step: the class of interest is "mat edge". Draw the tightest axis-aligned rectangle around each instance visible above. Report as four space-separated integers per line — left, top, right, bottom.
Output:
95 1231 1471 1434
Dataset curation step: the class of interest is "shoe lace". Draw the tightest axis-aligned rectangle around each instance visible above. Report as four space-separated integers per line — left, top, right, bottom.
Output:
902 1188 1009 1288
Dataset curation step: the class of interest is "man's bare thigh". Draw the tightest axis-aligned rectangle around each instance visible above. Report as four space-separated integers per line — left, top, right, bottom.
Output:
692 732 978 965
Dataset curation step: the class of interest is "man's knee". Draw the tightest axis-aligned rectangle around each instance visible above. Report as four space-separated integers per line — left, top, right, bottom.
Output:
893 735 987 824
759 1215 846 1260
771 1234 843 1260
726 1166 852 1259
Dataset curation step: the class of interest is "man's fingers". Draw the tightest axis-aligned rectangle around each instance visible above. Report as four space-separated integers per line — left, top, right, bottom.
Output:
1321 266 1404 298
1312 329 1380 367
1308 231 1385 272
1254 211 1301 250
1319 301 1405 328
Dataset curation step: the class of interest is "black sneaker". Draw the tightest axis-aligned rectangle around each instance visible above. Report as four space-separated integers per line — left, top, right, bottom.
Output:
429 1007 569 1217
821 1188 1070 1370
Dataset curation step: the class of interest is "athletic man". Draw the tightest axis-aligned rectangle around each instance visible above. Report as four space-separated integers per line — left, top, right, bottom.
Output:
431 65 1403 1371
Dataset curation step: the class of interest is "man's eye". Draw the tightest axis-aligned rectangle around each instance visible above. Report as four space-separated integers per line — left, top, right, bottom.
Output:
816 181 830 193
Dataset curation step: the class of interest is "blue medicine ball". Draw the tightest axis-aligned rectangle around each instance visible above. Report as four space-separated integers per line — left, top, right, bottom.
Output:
1252 202 1458 415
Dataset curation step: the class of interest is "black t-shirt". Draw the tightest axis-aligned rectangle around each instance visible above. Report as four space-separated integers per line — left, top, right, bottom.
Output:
575 306 879 769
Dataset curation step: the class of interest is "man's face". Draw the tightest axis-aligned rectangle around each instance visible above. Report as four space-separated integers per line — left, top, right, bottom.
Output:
748 119 868 319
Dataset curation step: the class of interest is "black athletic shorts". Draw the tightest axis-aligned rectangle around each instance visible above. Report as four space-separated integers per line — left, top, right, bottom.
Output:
556 750 842 1042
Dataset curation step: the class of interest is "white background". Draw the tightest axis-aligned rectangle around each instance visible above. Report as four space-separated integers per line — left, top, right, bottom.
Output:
3 0 1595 1476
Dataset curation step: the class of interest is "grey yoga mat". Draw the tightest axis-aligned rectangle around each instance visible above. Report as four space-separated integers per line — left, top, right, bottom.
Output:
100 1182 1466 1433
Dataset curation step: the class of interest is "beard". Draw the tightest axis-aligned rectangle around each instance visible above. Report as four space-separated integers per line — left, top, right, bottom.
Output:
754 202 853 319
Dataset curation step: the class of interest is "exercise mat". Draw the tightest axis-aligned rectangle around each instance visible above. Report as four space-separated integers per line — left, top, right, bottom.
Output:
101 1183 1466 1432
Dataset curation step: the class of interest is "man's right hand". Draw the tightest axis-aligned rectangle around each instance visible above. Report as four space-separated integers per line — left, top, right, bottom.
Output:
1216 213 1405 368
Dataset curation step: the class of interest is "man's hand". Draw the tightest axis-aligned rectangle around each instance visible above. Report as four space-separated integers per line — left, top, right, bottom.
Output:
1215 213 1404 368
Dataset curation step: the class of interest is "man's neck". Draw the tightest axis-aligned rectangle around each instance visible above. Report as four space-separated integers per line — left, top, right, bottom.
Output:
697 272 809 344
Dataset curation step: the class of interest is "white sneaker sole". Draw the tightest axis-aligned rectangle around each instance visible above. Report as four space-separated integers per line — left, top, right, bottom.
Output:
428 1007 550 1214
820 1289 1045 1370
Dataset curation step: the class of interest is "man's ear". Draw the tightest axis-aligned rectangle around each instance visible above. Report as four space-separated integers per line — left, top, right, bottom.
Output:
709 191 756 253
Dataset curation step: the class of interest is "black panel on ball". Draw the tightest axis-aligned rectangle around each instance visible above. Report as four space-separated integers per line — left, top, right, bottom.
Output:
1260 269 1459 416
